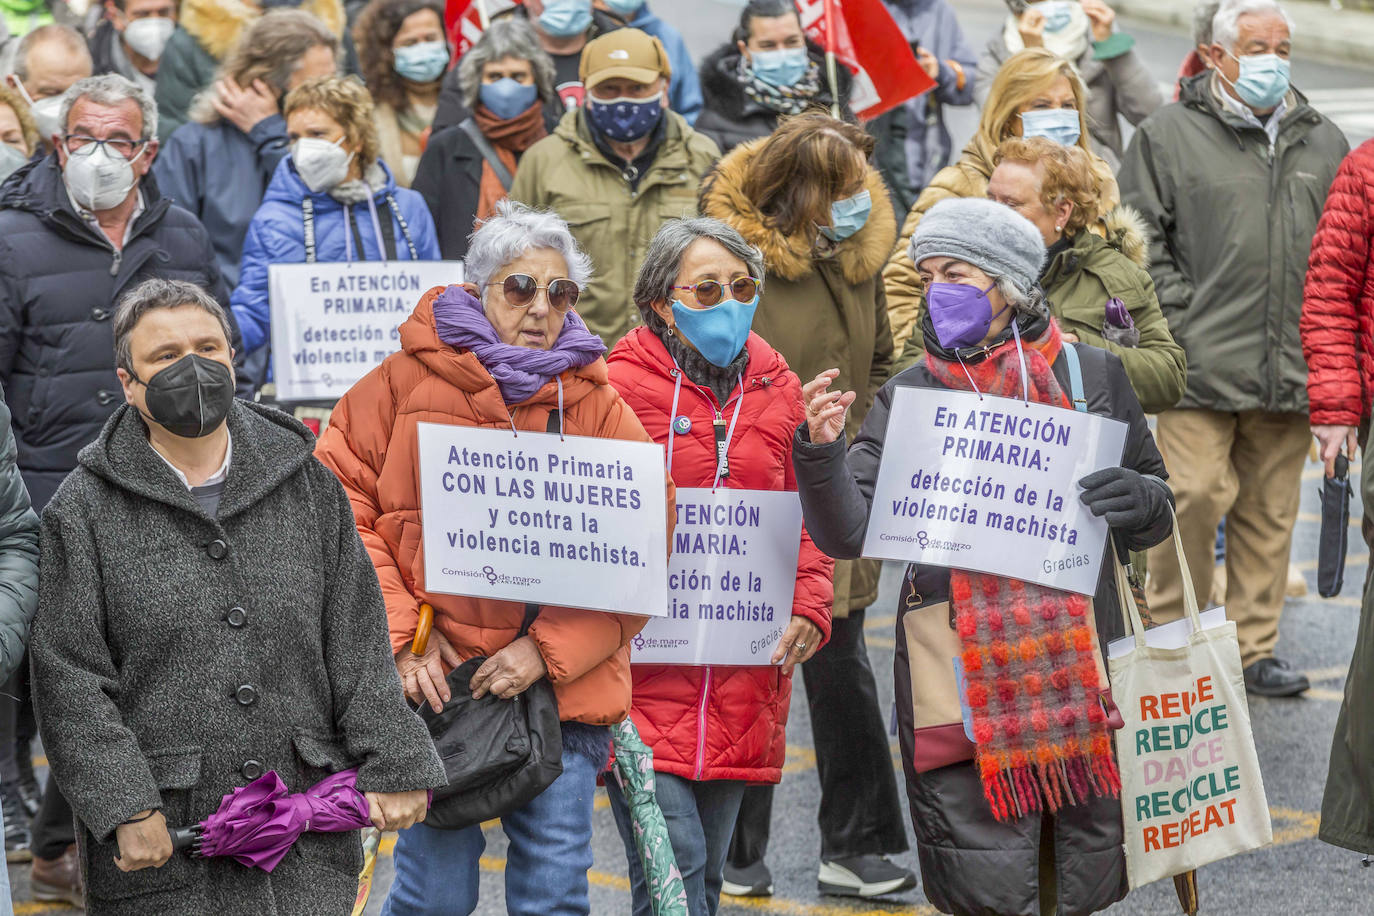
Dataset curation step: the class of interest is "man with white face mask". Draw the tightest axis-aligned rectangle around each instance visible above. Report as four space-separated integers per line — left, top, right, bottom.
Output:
5 23 92 152
1120 0 1348 699
89 0 180 97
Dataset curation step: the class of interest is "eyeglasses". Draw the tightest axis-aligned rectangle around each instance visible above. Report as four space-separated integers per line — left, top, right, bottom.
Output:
64 135 148 160
488 274 581 312
671 277 761 308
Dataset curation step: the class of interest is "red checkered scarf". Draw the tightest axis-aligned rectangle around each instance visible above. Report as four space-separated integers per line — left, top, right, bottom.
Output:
925 320 1121 821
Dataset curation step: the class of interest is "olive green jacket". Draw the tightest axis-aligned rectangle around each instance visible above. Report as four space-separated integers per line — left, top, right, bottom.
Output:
895 207 1188 414
509 109 720 347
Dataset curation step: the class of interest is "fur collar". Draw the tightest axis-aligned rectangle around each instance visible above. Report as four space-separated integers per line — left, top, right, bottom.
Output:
698 138 897 283
181 0 346 60
1101 204 1150 268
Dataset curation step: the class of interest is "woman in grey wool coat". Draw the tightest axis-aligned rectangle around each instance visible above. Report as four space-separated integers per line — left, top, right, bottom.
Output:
29 278 445 916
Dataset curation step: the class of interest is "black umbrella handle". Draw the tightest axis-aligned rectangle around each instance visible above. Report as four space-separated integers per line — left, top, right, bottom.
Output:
167 824 203 855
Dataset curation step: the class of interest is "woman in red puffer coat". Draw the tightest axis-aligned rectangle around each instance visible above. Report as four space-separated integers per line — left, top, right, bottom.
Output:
1302 138 1374 475
607 217 833 916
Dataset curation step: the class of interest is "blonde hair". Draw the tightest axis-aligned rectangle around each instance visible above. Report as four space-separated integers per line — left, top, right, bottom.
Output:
978 48 1093 152
994 136 1102 236
283 76 381 172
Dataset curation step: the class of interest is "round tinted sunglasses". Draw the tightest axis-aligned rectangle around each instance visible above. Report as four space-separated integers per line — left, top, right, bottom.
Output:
488 274 581 312
671 276 761 308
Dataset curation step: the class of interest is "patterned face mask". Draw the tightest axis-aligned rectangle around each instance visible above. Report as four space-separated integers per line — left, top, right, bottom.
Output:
585 94 663 142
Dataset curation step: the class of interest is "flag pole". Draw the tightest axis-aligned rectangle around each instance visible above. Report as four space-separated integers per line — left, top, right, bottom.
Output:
476 0 490 28
821 0 841 118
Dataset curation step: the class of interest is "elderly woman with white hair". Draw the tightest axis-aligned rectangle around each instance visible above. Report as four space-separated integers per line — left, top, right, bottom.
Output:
316 199 668 916
792 196 1174 916
605 218 833 916
412 18 558 259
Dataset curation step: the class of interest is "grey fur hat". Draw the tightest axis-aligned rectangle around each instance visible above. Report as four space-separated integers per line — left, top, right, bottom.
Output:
908 198 1046 296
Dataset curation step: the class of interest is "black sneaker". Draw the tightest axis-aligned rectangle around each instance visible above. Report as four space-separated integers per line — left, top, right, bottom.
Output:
15 739 41 819
1 781 31 863
721 859 773 897
818 855 917 898
1243 658 1310 698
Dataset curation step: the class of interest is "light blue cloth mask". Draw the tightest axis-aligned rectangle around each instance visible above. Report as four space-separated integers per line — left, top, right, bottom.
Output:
1019 108 1082 146
393 40 449 83
749 47 810 89
539 0 593 37
1226 51 1291 110
820 189 872 242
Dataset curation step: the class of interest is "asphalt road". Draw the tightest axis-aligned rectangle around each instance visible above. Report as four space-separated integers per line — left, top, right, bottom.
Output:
8 2 1374 914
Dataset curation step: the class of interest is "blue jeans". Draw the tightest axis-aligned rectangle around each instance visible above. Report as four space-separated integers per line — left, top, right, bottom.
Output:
380 743 600 916
606 772 745 916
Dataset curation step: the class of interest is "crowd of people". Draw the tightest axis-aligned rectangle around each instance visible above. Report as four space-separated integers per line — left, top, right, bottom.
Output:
0 0 1365 915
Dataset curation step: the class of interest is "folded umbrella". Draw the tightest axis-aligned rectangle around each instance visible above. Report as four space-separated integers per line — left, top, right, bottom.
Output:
610 719 688 916
168 769 372 872
1318 454 1353 598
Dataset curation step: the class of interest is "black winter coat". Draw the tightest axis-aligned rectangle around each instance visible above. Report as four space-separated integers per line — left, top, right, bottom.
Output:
0 157 239 511
31 400 446 916
412 123 489 261
694 42 853 156
793 318 1173 916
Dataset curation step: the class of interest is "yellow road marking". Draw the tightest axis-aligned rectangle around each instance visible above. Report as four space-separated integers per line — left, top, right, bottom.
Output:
1270 806 1322 846
13 904 67 915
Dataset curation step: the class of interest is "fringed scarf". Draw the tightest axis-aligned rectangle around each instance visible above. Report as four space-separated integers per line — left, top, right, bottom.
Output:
924 319 1121 822
737 55 822 116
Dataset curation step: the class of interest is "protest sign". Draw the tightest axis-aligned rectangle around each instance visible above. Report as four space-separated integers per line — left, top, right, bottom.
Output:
416 421 669 617
861 388 1127 594
632 488 803 666
269 261 462 401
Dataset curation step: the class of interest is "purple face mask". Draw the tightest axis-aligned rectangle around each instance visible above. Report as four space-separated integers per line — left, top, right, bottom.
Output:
927 281 1007 350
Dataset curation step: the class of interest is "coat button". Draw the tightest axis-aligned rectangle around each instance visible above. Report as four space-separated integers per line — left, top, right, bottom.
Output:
235 684 258 706
225 607 247 628
207 539 229 560
241 759 264 780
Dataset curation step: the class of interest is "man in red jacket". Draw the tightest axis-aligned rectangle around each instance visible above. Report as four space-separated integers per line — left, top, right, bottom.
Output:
1301 138 1374 485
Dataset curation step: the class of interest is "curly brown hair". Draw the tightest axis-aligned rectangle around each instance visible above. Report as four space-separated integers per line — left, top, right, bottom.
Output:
284 76 382 172
993 136 1102 236
740 111 875 240
353 0 446 112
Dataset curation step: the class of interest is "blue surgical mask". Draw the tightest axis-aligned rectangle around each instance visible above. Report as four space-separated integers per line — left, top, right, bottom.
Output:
671 295 759 367
538 0 593 38
602 0 643 18
586 93 663 142
820 189 872 242
393 40 449 83
1035 0 1077 34
479 78 539 120
1225 50 1291 110
1019 108 1081 146
749 47 810 89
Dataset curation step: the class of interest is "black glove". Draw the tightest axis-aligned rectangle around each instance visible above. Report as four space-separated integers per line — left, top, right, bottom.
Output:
1077 467 1167 532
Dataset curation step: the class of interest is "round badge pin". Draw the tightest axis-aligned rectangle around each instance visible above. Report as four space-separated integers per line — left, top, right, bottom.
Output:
672 416 692 435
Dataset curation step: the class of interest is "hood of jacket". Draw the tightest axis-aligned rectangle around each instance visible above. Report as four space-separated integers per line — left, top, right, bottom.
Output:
261 155 400 212
698 41 849 125
77 399 316 520
921 305 1052 364
1098 204 1150 268
0 154 171 237
698 138 897 284
181 0 345 60
397 286 612 405
1177 69 1320 138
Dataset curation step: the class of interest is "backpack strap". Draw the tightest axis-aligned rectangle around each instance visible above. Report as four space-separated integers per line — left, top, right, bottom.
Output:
458 117 515 191
1061 342 1087 413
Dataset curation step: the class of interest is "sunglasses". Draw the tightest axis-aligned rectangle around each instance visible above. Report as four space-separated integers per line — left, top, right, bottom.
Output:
488 274 581 312
670 276 761 308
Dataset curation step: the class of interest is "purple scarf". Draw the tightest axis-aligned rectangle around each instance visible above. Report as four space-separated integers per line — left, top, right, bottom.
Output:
432 285 606 405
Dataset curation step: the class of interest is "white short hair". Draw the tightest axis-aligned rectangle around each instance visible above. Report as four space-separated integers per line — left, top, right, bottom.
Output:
59 74 157 141
465 200 594 296
1212 0 1294 50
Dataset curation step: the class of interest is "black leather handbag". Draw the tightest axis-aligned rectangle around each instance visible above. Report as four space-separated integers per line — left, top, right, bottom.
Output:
417 602 563 831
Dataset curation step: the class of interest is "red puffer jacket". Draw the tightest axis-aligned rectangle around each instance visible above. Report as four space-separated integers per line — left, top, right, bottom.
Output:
608 328 833 782
1303 139 1374 426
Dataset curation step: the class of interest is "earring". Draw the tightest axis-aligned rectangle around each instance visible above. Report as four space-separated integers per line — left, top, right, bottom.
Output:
1056 224 1063 232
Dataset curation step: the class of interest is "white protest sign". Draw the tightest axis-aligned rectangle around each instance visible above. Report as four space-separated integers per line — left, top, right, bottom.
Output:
417 421 669 616
861 388 1128 595
269 261 463 401
632 488 803 666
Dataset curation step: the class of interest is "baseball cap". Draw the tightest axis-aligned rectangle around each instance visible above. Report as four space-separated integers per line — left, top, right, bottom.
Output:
579 28 672 90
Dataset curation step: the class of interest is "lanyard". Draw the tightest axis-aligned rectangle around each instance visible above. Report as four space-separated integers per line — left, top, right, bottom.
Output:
300 192 419 264
664 365 745 492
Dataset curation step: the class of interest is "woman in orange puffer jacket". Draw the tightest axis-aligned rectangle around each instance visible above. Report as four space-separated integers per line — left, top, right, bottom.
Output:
316 201 671 916
605 217 833 916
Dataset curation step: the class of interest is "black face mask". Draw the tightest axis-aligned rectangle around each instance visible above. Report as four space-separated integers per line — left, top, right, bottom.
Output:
131 354 235 438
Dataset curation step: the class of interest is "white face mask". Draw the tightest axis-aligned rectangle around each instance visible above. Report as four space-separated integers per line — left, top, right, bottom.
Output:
123 17 176 62
64 141 144 212
12 79 63 141
291 136 354 193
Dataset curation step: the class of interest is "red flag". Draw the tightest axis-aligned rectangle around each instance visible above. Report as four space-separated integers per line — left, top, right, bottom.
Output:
444 0 488 59
796 0 935 120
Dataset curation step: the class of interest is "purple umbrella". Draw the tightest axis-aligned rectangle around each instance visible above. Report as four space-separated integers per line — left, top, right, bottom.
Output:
168 769 372 872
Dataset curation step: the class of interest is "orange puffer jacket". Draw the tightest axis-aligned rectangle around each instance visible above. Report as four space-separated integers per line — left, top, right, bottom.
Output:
315 288 670 725
607 327 833 782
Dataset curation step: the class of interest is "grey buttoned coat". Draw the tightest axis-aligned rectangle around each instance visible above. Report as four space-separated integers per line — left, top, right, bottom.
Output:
30 399 445 915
